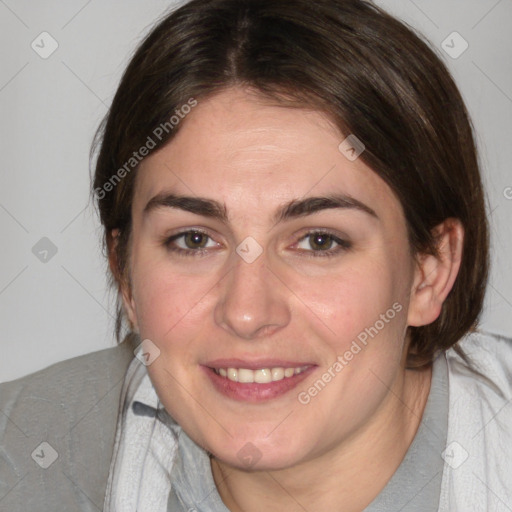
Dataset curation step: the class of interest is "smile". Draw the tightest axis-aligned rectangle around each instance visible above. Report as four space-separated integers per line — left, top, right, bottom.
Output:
213 366 309 383
203 362 316 402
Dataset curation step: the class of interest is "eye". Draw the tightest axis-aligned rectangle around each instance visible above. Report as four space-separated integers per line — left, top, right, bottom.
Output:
295 231 351 257
165 230 219 254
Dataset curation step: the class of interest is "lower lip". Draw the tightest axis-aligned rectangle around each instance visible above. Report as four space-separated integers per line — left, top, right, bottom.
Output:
202 365 317 403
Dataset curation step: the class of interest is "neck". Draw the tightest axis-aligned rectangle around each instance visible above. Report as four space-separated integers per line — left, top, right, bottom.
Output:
211 364 433 512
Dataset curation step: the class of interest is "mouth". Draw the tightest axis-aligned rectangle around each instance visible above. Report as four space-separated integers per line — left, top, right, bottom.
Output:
202 360 317 403
212 365 310 383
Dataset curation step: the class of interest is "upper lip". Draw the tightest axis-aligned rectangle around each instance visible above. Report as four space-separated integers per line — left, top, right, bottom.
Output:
204 358 316 370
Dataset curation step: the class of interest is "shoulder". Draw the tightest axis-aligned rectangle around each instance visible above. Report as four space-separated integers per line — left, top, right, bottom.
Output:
0 334 137 419
439 329 512 511
2 332 137 386
446 328 512 399
0 334 138 511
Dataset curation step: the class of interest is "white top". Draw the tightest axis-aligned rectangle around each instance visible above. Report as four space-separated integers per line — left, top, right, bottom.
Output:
439 331 512 510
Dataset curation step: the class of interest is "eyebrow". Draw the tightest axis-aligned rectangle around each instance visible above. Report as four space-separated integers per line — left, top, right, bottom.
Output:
143 193 378 223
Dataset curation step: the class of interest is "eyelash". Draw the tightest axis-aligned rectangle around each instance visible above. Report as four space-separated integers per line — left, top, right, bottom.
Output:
163 229 214 258
294 230 352 258
163 229 352 259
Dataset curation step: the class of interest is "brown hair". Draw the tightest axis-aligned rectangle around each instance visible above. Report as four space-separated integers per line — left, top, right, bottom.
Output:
91 0 489 366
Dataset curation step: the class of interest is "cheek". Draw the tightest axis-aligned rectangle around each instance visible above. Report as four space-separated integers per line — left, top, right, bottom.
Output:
130 254 215 341
295 258 407 350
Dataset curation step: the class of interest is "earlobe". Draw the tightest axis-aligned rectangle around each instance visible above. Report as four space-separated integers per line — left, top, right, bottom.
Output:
109 228 139 331
407 218 464 327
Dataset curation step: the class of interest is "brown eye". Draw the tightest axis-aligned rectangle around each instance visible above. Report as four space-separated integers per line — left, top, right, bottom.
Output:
295 231 351 257
165 230 217 254
183 231 209 249
308 233 335 251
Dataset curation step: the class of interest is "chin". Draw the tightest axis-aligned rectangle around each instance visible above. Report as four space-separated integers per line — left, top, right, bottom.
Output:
206 432 311 472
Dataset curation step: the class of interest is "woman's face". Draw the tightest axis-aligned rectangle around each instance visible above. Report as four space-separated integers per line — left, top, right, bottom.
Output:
123 87 421 470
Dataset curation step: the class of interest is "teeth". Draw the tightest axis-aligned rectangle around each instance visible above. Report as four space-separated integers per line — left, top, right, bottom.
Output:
227 368 238 382
271 368 284 381
214 365 308 383
284 368 295 378
238 368 254 383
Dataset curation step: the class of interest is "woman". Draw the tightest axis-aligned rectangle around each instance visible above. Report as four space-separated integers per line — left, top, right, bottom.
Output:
1 0 511 510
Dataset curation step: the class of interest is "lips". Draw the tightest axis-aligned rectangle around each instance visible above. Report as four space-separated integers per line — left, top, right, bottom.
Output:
202 358 317 402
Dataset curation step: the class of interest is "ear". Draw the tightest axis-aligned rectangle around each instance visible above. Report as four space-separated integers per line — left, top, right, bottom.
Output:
109 228 139 332
407 218 464 327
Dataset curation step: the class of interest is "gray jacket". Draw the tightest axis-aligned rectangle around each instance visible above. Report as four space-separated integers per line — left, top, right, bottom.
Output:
0 334 137 511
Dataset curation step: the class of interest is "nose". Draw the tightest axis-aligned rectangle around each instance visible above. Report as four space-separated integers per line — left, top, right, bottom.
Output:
214 256 291 340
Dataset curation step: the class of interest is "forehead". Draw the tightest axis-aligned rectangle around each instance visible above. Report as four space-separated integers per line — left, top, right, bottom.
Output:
133 88 403 225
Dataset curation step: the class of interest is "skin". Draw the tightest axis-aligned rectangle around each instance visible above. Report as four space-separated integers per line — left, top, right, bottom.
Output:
113 87 464 511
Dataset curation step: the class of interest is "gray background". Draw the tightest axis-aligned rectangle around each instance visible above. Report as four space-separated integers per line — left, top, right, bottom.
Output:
0 0 511 383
